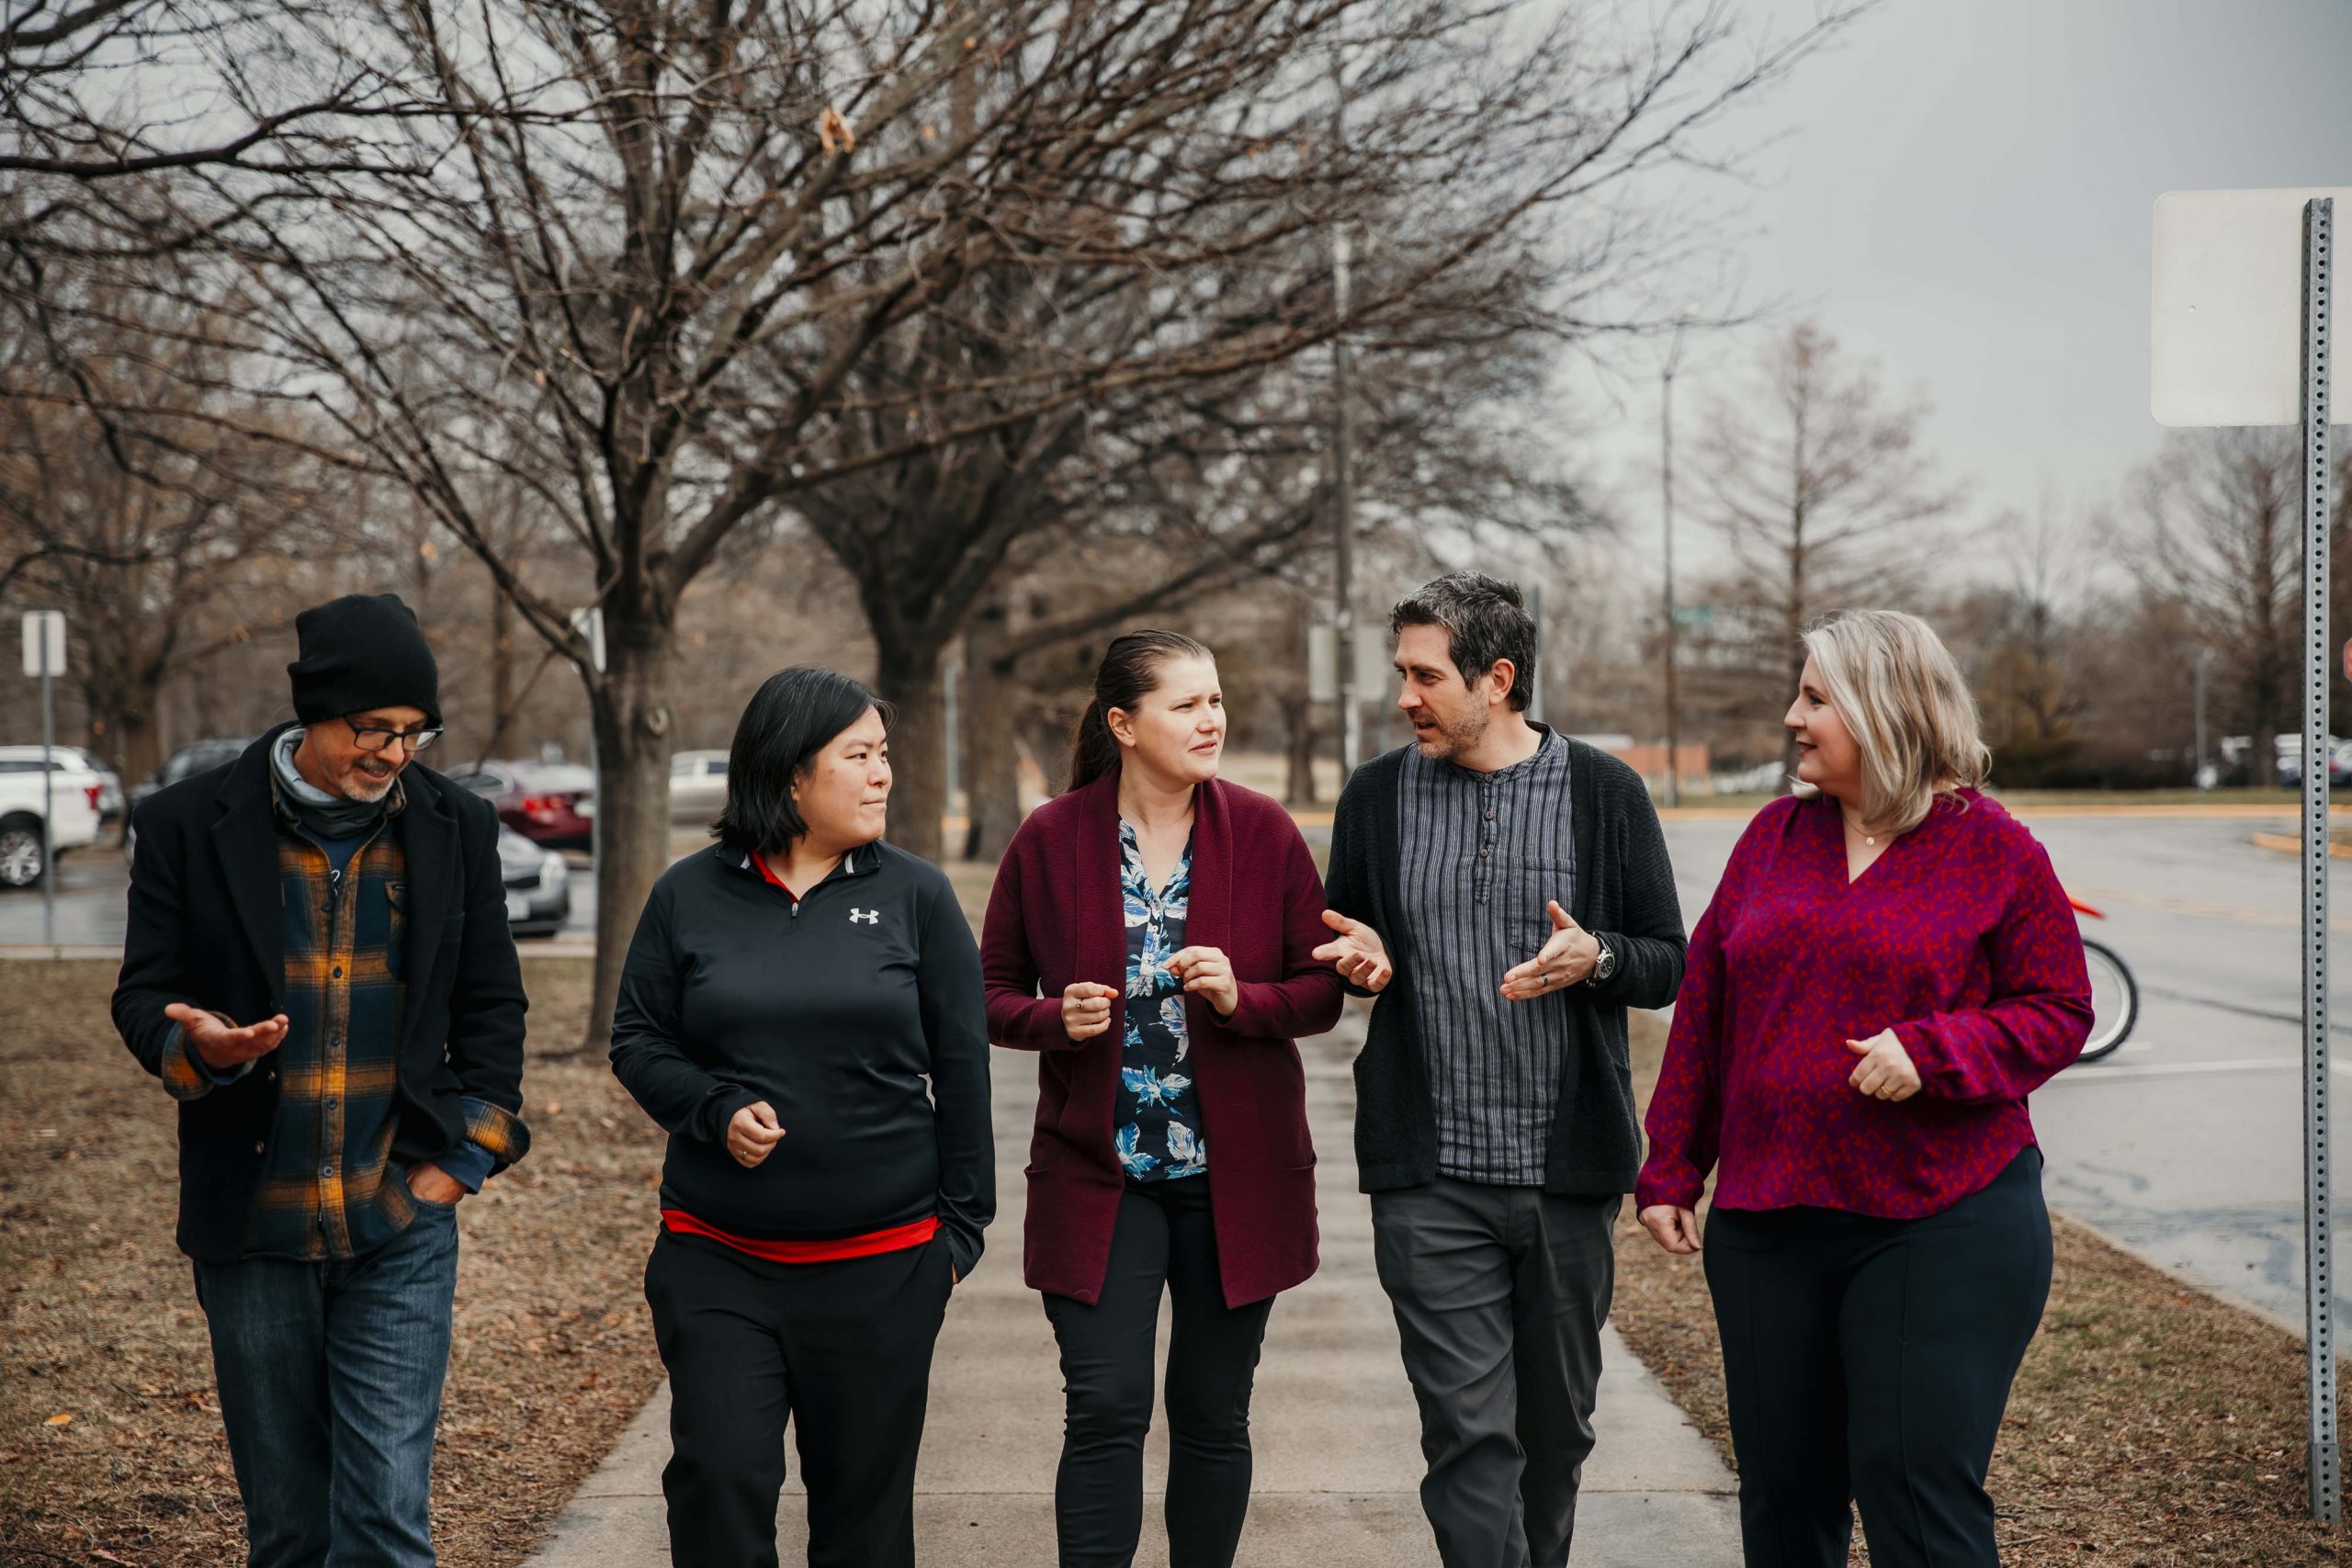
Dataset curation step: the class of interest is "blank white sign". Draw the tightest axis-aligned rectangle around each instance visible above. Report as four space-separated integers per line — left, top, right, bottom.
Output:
2152 186 2346 428
19 610 64 678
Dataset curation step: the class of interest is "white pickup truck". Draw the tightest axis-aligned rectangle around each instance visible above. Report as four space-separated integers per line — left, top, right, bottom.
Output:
0 746 106 888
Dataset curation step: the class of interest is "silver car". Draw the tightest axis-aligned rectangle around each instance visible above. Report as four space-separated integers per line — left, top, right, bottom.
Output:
669 749 729 822
498 826 571 938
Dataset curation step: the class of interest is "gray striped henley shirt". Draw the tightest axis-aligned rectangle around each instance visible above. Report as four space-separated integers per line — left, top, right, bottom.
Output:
1394 726 1577 1185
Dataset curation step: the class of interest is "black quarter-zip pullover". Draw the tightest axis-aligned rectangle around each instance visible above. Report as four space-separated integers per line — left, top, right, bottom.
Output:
609 840 995 1279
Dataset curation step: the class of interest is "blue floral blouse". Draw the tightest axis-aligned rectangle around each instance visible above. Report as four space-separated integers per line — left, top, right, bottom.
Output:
1115 819 1206 1181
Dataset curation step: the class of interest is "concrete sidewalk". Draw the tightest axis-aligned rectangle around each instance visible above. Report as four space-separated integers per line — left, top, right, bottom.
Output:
522 1011 1741 1567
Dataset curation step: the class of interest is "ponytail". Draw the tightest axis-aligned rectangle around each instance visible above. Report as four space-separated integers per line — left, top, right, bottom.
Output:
1068 698 1123 793
1066 629 1216 793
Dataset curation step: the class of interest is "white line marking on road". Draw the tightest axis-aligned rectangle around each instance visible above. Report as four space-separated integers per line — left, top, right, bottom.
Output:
2052 1056 2352 1084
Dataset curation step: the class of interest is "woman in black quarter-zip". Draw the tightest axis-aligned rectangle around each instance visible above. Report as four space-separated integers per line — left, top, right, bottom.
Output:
609 666 995 1568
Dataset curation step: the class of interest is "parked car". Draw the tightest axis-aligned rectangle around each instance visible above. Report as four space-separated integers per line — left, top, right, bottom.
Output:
498 826 571 938
2274 734 2352 789
41 746 124 820
0 747 106 887
445 760 596 849
131 736 254 809
669 749 729 821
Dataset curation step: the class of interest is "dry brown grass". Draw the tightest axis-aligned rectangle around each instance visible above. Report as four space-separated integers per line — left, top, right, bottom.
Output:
0 959 668 1567
1613 1010 2351 1565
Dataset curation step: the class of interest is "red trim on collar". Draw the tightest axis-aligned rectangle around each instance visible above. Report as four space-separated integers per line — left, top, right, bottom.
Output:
752 850 797 903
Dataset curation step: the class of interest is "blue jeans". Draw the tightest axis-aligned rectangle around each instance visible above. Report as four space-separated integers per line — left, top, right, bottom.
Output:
193 1200 460 1568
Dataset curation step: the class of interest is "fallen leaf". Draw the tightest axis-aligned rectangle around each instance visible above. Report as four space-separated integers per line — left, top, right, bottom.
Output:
43 1412 72 1427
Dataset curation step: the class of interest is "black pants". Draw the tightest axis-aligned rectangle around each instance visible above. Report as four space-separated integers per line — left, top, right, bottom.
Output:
643 1229 954 1568
1703 1147 2052 1568
1369 1178 1617 1568
1043 1177 1275 1568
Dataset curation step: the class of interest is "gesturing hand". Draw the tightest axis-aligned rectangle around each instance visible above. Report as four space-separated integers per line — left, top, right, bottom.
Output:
1311 910 1393 994
1061 982 1117 1043
164 1002 288 1071
1638 1204 1702 1255
1170 946 1238 1018
1846 1030 1922 1101
1499 901 1600 1001
726 1100 786 1168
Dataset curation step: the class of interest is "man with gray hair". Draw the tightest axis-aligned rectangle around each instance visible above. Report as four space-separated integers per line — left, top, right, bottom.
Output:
113 592 529 1568
1313 570 1687 1568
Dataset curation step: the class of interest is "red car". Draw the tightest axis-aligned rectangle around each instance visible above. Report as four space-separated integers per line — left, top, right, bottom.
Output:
447 761 596 850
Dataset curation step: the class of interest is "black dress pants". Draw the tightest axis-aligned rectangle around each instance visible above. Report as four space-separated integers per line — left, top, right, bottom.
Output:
1043 1177 1275 1568
1702 1147 2052 1568
643 1228 954 1568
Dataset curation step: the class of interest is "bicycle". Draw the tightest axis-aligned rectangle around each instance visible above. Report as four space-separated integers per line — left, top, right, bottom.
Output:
2067 893 2139 1064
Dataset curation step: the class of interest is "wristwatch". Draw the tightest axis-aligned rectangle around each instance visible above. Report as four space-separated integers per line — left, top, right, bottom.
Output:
1586 935 1617 987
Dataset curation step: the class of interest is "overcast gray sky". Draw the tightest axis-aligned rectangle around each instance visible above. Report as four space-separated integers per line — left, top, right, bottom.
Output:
1574 0 2352 579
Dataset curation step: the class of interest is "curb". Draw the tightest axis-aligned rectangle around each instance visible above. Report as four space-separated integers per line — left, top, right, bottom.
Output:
2251 830 2352 860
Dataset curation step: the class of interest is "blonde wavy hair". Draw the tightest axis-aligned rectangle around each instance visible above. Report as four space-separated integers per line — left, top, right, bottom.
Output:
1789 609 1990 835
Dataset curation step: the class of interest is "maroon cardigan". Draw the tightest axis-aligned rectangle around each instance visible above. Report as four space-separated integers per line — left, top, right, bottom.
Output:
981 771 1346 1307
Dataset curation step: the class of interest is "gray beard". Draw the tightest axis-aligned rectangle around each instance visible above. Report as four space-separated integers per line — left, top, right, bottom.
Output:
272 728 393 837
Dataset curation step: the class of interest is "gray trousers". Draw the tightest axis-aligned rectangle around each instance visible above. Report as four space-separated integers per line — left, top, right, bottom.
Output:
1370 1178 1617 1568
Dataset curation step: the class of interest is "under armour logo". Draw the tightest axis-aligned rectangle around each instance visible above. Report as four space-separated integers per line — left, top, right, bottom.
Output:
850 908 879 925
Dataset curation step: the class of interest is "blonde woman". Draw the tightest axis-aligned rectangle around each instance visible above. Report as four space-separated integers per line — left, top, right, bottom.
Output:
1635 609 2091 1568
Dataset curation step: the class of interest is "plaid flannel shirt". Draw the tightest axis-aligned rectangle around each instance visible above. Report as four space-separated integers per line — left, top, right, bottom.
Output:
157 777 526 1259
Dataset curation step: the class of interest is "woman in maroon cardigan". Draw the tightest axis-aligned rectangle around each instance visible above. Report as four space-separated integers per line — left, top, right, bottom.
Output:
982 629 1344 1568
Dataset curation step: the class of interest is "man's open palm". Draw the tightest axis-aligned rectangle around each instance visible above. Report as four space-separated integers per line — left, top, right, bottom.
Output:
165 1002 288 1070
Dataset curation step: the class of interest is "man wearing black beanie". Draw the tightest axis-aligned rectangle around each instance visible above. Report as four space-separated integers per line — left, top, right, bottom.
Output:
112 591 531 1568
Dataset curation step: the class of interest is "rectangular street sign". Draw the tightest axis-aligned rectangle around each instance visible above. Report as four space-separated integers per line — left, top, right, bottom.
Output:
2152 186 2348 427
20 610 64 678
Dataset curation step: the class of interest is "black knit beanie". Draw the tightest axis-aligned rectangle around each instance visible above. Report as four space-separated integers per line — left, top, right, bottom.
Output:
287 593 442 728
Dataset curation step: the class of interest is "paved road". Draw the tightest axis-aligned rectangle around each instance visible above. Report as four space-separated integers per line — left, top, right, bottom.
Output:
1661 807 2348 1337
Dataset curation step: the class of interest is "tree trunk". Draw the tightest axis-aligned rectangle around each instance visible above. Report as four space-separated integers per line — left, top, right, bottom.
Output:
582 621 676 1056
1284 608 1317 805
876 638 950 865
485 589 518 760
103 683 164 785
960 594 1025 863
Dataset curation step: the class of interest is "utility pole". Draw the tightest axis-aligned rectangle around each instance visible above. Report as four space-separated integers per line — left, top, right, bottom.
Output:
1660 310 1692 807
2194 647 2213 795
1330 58 1360 780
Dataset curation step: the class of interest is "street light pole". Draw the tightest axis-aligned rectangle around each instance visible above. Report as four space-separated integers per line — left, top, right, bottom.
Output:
2194 647 2213 795
1330 59 1360 781
1660 312 1691 807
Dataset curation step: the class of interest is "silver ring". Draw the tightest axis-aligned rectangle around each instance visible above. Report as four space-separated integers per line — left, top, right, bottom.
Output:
1537 974 1548 988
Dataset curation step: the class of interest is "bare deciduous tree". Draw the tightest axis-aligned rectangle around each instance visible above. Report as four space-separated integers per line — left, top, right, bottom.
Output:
0 281 327 779
174 0 1852 1043
2133 428 2306 784
1691 320 1961 770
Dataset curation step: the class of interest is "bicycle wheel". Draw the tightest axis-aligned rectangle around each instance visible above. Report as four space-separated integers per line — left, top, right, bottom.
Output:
2076 937 2138 1064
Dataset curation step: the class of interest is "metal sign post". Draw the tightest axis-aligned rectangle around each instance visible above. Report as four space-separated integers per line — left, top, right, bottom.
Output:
2299 195 2337 1525
20 611 65 949
2154 186 2346 1524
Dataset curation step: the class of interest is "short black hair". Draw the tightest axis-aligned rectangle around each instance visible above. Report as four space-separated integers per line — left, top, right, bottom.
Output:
1389 571 1536 711
712 667 895 854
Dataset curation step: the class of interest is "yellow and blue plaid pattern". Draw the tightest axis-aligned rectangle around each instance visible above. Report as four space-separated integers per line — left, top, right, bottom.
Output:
157 778 528 1258
249 783 419 1259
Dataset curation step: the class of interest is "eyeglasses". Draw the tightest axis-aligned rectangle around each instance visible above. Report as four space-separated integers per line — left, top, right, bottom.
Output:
341 716 443 753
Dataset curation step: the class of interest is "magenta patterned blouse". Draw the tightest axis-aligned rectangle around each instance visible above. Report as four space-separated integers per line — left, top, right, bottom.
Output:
1636 789 2093 1219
